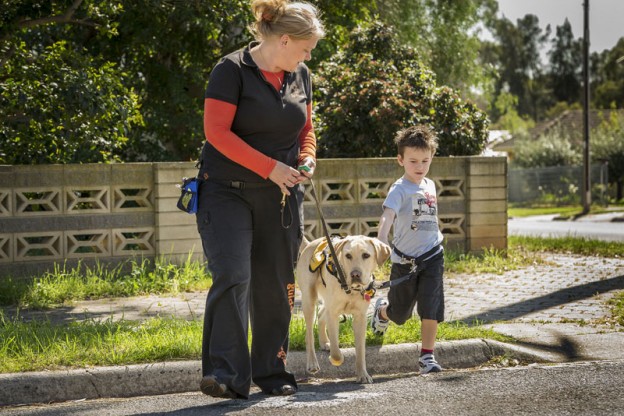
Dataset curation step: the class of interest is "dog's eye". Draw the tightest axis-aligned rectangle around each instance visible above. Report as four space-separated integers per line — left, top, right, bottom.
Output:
345 253 352 260
362 253 371 259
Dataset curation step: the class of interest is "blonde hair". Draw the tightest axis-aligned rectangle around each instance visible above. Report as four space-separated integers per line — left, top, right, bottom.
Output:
249 0 325 41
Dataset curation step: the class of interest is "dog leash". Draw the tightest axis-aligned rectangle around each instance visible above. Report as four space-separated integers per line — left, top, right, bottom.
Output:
308 180 351 294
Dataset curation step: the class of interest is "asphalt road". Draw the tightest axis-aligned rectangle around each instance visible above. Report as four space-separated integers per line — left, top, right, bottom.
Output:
508 213 624 242
4 360 623 416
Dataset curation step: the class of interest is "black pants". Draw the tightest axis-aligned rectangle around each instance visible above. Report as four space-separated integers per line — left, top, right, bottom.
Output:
196 180 303 398
386 253 445 324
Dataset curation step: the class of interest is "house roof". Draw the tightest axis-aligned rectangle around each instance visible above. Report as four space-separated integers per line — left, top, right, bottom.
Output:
529 109 624 145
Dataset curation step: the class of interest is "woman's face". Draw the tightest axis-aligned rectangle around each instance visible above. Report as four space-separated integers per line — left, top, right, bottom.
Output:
280 36 319 71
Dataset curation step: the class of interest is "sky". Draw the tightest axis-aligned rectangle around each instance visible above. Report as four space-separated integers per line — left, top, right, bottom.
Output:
496 0 624 53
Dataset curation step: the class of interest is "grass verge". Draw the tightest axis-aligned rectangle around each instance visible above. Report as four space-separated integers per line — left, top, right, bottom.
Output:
0 254 211 309
508 204 624 218
509 235 624 258
1 236 623 374
0 313 511 373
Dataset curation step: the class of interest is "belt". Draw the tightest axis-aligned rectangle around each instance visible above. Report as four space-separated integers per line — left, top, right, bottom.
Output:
209 179 274 189
393 244 444 265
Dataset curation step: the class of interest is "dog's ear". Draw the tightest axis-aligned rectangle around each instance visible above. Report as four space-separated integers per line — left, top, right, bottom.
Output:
371 238 391 265
332 237 349 254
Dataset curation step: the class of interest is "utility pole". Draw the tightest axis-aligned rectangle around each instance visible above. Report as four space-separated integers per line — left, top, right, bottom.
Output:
582 0 591 214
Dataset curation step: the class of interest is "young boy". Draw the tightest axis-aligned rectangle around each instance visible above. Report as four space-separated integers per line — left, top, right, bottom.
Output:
370 124 445 374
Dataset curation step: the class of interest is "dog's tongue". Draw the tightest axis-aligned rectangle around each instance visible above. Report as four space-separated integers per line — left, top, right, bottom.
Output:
364 294 371 302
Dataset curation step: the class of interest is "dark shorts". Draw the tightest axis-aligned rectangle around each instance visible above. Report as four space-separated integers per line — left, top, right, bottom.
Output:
386 252 445 324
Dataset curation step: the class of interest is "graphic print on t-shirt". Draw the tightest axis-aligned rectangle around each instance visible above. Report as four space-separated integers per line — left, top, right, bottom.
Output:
410 190 438 231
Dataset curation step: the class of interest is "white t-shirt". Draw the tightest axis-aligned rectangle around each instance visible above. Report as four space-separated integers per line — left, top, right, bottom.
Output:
383 176 443 263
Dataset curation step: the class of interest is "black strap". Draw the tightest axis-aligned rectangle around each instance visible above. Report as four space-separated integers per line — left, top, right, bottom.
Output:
309 181 351 294
376 244 443 290
393 244 443 264
208 179 274 189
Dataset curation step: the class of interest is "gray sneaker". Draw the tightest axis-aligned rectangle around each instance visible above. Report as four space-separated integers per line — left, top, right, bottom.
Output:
370 298 389 335
419 353 442 374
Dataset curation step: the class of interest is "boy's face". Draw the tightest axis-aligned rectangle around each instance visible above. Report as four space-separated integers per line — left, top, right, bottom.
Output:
397 146 434 185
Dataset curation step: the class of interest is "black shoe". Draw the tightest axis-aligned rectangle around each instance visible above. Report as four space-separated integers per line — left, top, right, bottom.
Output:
200 375 237 399
269 384 297 396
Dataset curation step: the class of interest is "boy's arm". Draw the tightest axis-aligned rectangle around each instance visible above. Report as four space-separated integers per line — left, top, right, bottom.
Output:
377 207 396 246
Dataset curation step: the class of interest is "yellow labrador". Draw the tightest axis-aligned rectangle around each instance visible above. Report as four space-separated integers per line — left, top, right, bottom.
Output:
297 235 391 383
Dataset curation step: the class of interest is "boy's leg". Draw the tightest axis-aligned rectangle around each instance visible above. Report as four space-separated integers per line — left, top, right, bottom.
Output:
386 262 419 325
420 319 438 350
415 254 445 373
371 262 417 335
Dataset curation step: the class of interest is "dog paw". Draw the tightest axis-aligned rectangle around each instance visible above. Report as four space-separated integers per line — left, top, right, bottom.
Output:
329 354 344 366
356 373 374 384
307 364 320 374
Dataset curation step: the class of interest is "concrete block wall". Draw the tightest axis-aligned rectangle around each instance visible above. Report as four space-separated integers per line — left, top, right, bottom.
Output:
0 157 507 278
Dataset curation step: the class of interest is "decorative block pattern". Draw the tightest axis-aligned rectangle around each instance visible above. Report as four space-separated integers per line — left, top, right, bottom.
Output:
66 230 111 258
324 218 357 237
359 218 380 237
15 188 62 215
439 215 465 236
0 190 10 216
113 228 155 256
15 232 63 261
0 234 11 262
303 221 320 242
302 182 316 204
66 187 110 213
321 181 356 204
0 159 507 275
113 186 153 211
359 179 393 202
435 178 465 198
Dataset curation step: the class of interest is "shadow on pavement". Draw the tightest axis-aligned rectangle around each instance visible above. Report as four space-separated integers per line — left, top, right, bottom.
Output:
513 336 585 361
132 380 367 416
455 274 624 325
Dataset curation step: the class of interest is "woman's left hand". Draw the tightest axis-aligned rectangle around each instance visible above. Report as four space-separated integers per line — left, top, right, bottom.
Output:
295 157 316 183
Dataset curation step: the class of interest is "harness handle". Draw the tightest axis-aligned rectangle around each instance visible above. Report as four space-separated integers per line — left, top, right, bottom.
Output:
309 181 351 294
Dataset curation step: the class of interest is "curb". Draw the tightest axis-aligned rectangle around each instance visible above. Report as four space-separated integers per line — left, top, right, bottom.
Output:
0 339 551 407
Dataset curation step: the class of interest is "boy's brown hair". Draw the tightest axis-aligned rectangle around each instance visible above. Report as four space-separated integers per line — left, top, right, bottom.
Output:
394 125 438 157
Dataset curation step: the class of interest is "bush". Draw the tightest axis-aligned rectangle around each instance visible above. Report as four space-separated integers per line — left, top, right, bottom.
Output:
0 41 142 164
313 21 489 158
511 129 582 168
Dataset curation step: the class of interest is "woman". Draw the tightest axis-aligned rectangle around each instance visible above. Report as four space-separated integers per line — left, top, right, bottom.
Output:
196 0 324 400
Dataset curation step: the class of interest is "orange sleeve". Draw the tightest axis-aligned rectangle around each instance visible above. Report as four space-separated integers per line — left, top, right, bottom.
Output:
298 102 316 163
203 98 276 179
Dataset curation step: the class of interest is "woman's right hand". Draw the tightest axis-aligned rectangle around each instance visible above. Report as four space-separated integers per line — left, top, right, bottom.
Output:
268 161 302 195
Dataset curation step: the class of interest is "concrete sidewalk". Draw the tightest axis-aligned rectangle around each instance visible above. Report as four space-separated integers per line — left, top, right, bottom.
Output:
1 253 624 407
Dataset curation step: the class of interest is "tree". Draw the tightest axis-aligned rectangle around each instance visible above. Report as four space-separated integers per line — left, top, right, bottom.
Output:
591 37 624 109
491 92 535 133
0 1 141 164
1 0 378 164
547 19 582 104
484 14 551 122
313 22 489 158
376 0 498 97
